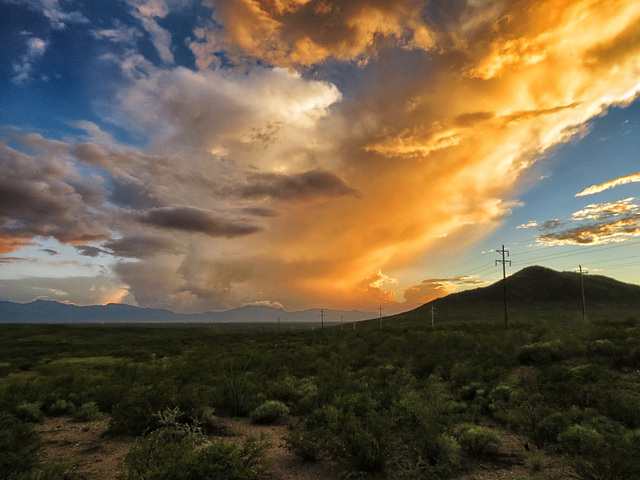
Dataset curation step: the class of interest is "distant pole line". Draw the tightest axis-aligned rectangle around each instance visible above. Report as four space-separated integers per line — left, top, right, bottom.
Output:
320 309 325 332
580 265 588 323
431 304 436 327
379 305 383 327
495 245 511 329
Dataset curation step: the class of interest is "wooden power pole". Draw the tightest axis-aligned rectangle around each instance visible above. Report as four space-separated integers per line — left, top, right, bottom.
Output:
579 265 588 323
495 245 511 329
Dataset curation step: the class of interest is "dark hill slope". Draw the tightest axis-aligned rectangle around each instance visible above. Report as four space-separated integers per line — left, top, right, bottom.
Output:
396 266 640 324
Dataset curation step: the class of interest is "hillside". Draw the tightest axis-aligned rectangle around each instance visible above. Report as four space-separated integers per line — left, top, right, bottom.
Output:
397 265 640 324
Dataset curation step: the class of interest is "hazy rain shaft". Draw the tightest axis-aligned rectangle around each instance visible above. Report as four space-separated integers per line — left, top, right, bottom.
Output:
2 0 640 312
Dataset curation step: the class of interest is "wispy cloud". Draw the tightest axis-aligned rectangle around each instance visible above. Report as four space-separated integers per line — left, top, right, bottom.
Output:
403 276 486 307
12 36 47 84
576 172 640 196
5 0 88 30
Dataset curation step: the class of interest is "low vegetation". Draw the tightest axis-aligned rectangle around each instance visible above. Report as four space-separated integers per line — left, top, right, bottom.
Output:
1 312 640 479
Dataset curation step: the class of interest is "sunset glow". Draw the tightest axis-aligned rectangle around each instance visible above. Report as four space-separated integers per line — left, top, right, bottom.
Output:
2 0 640 314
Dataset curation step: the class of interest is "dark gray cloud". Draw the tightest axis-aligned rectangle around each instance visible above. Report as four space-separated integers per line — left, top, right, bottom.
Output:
241 170 357 202
139 206 262 237
75 245 108 257
108 178 163 209
0 142 110 246
242 207 278 217
104 235 181 258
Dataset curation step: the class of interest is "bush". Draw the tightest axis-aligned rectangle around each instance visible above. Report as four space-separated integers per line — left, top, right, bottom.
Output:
250 400 290 425
47 399 77 417
0 412 41 478
283 422 327 461
517 341 563 366
14 401 44 423
123 431 270 480
457 425 502 456
558 420 640 480
72 401 102 422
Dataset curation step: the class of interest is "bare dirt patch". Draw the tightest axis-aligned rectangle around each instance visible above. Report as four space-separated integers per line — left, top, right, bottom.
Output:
37 417 132 479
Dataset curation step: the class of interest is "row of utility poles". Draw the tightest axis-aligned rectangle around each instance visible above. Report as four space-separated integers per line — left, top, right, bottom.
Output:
311 246 590 332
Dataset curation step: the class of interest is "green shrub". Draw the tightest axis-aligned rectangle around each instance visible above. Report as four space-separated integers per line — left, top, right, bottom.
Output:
250 400 290 425
558 419 640 480
457 425 502 456
283 422 327 461
320 396 398 474
47 399 77 417
14 401 44 423
0 412 41 479
219 360 257 416
517 340 563 366
108 385 169 436
123 431 270 480
72 401 102 422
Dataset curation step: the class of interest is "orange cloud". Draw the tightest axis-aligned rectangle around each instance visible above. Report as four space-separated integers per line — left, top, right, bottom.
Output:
576 173 640 196
193 0 436 68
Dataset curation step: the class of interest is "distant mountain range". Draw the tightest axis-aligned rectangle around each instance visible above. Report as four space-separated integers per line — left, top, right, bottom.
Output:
0 299 375 324
2 266 639 324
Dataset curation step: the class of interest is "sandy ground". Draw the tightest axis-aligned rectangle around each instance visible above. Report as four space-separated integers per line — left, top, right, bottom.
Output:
37 416 569 479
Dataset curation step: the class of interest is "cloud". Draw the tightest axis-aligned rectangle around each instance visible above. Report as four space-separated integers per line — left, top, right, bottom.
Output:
5 1 640 313
240 170 357 203
5 0 89 30
91 20 142 45
572 198 638 220
125 0 192 65
517 221 539 229
192 0 436 68
576 173 640 196
537 199 640 245
12 36 47 84
538 217 640 245
0 276 133 306
103 236 180 258
138 206 262 237
75 245 108 258
403 276 486 307
0 140 111 248
110 65 342 163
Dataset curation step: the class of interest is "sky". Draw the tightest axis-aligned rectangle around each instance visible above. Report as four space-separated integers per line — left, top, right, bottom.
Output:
1 0 640 315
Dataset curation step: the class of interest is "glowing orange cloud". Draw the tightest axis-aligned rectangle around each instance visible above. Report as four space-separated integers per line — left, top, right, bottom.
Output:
576 173 640 196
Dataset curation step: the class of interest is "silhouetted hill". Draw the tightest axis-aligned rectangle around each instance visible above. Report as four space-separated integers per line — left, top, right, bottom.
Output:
397 266 640 324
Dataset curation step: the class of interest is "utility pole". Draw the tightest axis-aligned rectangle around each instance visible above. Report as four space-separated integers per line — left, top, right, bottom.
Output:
495 245 511 329
579 265 588 323
277 316 280 332
430 304 436 327
319 309 325 332
378 305 383 327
